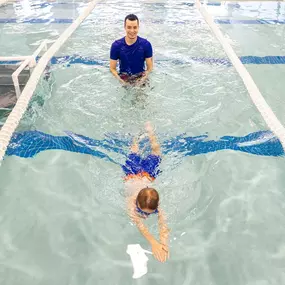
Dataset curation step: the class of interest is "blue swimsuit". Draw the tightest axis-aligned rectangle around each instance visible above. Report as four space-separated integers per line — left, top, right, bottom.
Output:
122 153 161 179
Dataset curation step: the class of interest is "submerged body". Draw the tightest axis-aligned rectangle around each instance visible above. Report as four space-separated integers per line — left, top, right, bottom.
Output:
122 122 169 263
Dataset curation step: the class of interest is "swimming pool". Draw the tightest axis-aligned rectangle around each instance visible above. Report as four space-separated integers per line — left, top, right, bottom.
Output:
0 1 285 284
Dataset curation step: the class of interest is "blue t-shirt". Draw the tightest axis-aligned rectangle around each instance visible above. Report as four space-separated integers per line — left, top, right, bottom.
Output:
110 36 153 75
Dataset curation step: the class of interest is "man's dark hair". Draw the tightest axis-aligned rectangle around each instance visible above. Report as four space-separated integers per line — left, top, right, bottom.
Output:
124 14 139 26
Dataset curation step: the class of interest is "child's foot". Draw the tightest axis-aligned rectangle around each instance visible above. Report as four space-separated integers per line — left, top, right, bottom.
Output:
130 138 139 153
137 132 147 141
145 121 154 133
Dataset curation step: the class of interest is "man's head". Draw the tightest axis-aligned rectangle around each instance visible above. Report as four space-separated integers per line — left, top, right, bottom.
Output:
124 14 139 41
136 187 159 213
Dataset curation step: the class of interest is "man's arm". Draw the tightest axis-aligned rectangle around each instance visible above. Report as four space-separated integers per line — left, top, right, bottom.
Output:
144 57 153 76
137 57 153 86
110 59 126 85
138 39 153 84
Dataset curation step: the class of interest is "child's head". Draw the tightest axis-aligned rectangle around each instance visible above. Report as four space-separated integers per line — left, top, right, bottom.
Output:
136 187 159 213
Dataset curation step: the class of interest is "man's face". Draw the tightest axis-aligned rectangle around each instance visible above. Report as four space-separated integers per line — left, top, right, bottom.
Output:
125 19 139 40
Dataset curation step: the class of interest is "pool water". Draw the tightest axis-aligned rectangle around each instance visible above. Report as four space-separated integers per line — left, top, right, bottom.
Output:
0 1 285 284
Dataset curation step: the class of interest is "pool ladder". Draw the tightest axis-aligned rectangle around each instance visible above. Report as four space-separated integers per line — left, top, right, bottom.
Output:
0 65 31 124
0 41 48 124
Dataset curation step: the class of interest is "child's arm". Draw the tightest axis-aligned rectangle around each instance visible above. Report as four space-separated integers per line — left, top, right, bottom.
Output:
126 197 169 262
127 197 157 244
158 209 170 252
145 121 161 156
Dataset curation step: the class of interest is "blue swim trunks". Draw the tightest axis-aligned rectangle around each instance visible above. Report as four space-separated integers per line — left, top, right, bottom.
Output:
122 153 161 179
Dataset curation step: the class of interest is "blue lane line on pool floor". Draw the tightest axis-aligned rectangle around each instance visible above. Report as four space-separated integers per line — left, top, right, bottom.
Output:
14 2 84 9
8 1 222 9
6 130 284 161
2 55 285 67
0 18 73 24
217 19 285 24
1 18 285 24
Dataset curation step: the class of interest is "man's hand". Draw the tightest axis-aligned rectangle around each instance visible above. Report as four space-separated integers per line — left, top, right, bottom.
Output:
151 240 169 263
136 74 148 87
110 59 131 87
120 79 127 86
120 79 131 88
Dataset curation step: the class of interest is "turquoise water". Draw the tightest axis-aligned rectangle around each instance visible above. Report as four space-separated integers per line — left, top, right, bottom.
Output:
0 1 285 284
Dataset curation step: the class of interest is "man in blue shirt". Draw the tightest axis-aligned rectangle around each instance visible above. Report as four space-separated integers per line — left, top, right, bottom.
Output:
110 14 153 86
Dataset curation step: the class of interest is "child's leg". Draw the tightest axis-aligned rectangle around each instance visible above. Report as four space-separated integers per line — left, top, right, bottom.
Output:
145 121 161 156
122 137 143 177
130 137 140 153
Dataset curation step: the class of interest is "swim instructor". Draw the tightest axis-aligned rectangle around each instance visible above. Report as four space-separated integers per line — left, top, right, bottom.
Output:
109 14 153 86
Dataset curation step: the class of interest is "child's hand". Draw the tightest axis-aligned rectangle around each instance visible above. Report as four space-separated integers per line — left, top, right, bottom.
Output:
151 240 169 263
